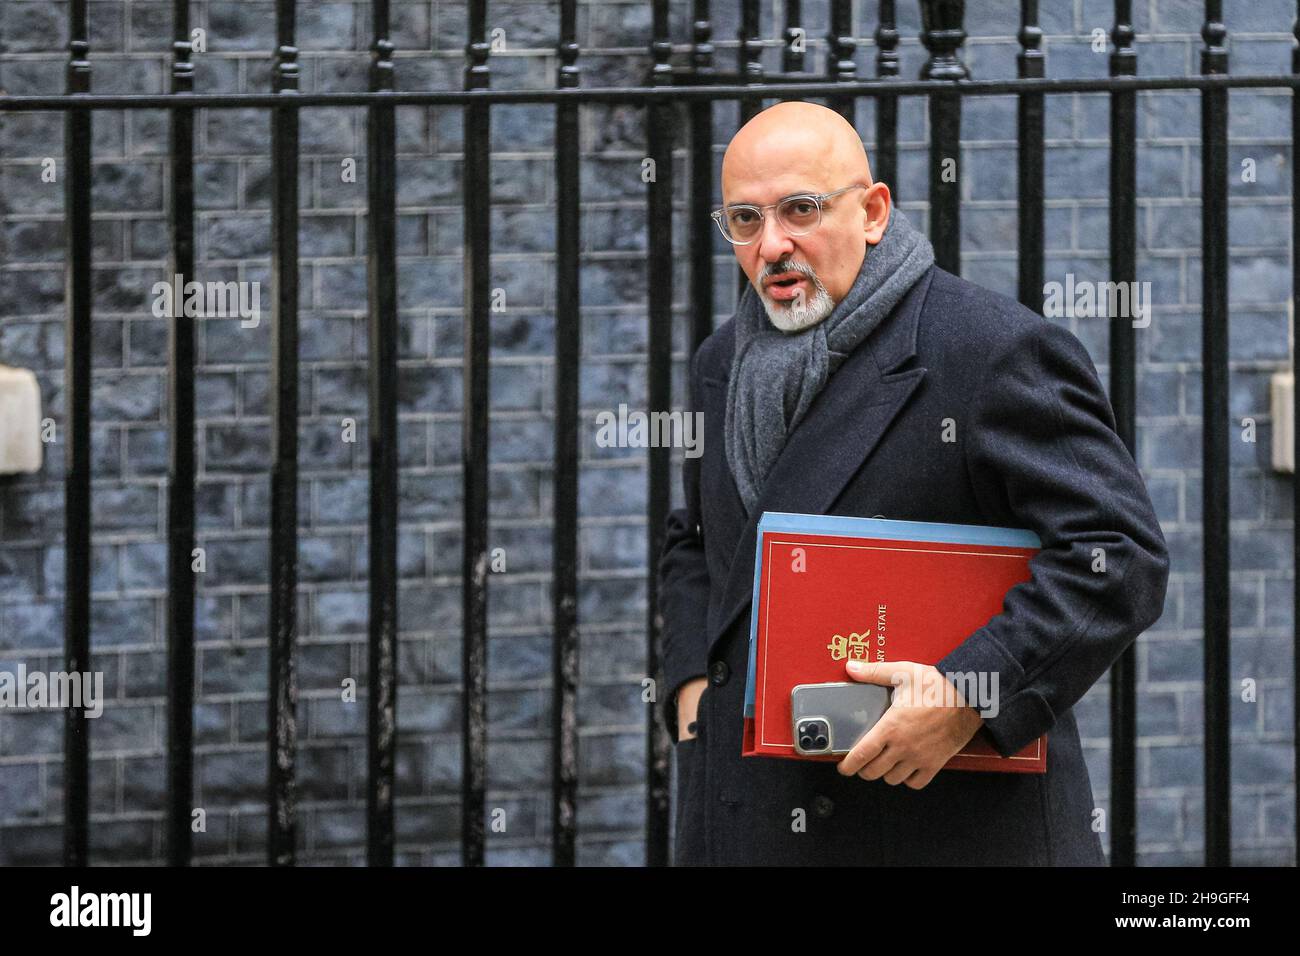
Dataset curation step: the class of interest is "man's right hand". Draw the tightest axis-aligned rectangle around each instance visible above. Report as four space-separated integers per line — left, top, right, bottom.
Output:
676 676 708 742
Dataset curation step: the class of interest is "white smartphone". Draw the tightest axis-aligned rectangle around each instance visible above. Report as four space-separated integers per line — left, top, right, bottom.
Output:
790 681 892 756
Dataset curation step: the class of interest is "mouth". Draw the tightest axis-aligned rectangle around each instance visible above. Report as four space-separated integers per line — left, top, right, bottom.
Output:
764 271 807 302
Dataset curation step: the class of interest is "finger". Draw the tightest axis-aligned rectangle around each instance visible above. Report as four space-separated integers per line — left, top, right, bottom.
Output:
855 743 898 782
883 761 916 786
837 730 887 777
845 659 913 686
904 767 938 791
844 660 879 684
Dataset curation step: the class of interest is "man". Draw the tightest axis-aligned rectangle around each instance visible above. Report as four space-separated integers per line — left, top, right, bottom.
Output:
658 101 1170 866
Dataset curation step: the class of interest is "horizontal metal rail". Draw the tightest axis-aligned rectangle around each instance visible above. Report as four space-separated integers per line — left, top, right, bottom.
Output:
3 73 1300 113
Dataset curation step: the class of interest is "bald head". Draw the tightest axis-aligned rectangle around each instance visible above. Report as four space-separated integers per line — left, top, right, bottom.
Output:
721 101 873 194
718 101 891 333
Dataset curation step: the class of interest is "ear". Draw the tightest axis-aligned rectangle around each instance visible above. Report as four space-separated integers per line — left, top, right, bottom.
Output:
863 182 891 245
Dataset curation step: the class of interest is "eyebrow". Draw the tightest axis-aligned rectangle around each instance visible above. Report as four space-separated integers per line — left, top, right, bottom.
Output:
723 188 820 207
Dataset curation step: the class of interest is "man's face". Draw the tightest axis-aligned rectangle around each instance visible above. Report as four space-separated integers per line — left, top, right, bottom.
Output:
723 173 871 333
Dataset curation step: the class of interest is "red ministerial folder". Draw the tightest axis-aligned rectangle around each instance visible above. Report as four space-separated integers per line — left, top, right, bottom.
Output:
743 512 1048 773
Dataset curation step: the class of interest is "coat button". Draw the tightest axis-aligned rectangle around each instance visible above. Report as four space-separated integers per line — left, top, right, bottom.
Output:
709 660 730 686
813 795 835 818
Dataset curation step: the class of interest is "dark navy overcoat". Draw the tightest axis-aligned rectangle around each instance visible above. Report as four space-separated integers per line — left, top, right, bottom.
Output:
658 265 1170 866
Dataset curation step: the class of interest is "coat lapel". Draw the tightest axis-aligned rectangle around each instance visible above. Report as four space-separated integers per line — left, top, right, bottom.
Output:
706 266 935 652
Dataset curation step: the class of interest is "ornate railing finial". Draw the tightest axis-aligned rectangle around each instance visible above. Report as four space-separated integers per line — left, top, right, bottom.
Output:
919 0 969 80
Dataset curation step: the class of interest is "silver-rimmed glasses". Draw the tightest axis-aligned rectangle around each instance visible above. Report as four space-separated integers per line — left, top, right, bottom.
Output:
710 183 868 245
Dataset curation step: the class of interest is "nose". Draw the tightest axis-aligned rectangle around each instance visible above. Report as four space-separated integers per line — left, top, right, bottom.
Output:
755 210 795 263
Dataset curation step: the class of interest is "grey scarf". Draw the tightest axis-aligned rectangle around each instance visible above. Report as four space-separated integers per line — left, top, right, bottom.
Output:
724 207 935 513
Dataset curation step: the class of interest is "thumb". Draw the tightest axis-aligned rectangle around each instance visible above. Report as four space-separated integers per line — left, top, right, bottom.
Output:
845 659 892 685
846 659 915 687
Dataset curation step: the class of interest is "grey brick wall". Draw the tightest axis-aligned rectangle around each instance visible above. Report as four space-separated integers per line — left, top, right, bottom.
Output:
0 0 1295 865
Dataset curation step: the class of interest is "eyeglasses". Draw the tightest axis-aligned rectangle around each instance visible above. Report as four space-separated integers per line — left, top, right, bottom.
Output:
710 183 868 245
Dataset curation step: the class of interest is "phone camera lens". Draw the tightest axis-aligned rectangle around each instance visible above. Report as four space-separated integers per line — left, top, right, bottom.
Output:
796 719 829 752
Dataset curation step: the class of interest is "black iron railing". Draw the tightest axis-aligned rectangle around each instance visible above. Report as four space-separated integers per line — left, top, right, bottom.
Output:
0 0 1293 868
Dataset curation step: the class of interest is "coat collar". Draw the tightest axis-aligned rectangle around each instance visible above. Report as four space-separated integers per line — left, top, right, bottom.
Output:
703 265 935 652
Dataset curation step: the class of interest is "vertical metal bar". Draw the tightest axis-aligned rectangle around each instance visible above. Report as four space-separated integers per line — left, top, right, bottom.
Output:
645 0 675 869
1293 0 1300 864
551 0 582 869
267 0 301 867
782 0 804 73
462 0 492 868
165 0 197 868
1107 0 1139 869
1017 1 1045 311
738 0 763 126
920 0 967 275
875 0 900 197
1200 0 1231 867
737 0 763 298
62 0 92 868
690 0 716 356
366 0 400 868
826 0 856 122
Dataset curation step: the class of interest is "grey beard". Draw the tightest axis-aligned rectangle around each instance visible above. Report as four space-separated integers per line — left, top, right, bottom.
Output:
761 273 835 333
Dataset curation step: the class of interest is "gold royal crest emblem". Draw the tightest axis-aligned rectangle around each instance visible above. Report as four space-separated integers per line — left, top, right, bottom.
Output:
827 630 872 662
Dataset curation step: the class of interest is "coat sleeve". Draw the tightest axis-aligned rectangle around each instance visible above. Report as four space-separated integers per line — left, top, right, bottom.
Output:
936 318 1170 758
656 348 712 742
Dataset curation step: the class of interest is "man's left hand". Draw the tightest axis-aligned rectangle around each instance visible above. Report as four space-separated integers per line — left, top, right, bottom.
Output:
836 659 986 790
